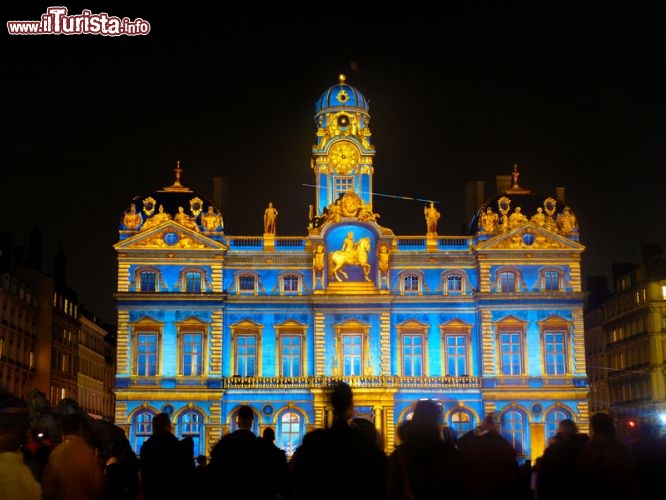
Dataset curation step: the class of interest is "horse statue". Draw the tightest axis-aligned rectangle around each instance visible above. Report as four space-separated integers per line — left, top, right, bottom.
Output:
328 236 372 282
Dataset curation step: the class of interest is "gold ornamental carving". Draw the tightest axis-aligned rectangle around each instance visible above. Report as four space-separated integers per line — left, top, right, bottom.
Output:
142 196 156 217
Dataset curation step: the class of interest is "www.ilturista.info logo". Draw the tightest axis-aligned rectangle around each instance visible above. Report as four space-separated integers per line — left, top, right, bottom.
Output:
7 7 151 36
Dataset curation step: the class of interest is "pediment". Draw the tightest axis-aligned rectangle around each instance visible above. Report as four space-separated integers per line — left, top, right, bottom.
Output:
114 221 227 251
476 223 584 251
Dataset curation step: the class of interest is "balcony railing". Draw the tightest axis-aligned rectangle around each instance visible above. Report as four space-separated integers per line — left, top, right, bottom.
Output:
223 375 480 389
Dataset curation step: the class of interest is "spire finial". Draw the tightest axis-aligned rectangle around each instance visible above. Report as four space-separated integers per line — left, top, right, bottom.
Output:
512 163 520 188
339 73 346 84
174 160 183 187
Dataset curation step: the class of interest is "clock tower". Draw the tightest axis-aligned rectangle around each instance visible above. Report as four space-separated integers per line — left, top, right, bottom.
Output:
311 74 375 218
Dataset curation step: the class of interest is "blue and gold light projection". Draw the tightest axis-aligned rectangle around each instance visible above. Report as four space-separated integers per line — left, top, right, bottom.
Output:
113 75 588 461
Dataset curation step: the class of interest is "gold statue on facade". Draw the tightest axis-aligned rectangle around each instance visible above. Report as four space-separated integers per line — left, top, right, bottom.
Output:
508 207 529 229
263 202 278 234
313 244 325 277
122 203 143 230
174 206 200 232
328 233 371 282
201 206 223 231
557 206 578 235
424 201 441 235
140 204 171 231
530 207 546 227
377 244 390 274
480 207 499 233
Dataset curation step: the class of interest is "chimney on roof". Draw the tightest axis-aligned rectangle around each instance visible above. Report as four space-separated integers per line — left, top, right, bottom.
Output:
464 180 485 227
496 174 511 193
556 187 566 205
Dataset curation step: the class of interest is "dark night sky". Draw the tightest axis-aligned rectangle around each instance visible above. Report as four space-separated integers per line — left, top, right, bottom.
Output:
3 4 666 323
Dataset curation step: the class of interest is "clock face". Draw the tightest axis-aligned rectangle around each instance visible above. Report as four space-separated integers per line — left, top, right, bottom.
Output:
328 142 359 174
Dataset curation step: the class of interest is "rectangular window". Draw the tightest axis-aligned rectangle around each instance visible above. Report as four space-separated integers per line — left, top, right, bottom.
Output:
283 276 299 293
280 335 301 376
342 334 363 376
239 275 255 292
404 275 419 292
544 271 559 291
185 272 202 293
544 331 566 375
334 176 354 200
445 334 467 376
140 272 156 292
447 274 462 292
500 272 516 292
402 334 423 376
500 331 522 375
182 332 203 376
137 333 158 376
236 335 257 376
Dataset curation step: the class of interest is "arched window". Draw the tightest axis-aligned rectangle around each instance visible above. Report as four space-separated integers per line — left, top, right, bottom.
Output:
449 408 475 438
132 411 154 456
178 410 204 457
544 407 573 441
278 411 303 458
500 410 526 456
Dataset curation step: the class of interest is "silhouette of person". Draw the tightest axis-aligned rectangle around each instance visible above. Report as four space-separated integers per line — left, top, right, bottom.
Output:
290 382 387 500
262 427 290 499
0 416 42 500
457 414 519 500
42 413 104 500
139 412 194 500
537 418 589 500
387 399 464 500
208 405 275 499
575 412 636 500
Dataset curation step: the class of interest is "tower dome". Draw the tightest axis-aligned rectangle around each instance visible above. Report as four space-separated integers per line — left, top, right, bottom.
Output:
315 74 369 117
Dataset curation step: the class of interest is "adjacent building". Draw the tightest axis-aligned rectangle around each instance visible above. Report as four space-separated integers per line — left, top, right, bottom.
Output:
0 231 115 419
584 244 666 434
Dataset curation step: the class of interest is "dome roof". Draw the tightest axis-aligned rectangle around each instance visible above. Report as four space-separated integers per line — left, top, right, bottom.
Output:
315 74 369 117
119 162 223 236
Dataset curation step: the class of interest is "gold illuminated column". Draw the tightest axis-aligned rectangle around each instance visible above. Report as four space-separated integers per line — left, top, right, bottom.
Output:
373 405 383 434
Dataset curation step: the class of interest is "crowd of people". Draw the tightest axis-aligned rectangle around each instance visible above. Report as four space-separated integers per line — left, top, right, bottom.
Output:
2 383 666 499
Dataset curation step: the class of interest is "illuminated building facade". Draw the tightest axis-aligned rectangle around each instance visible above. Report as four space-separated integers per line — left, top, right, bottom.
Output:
114 76 589 461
